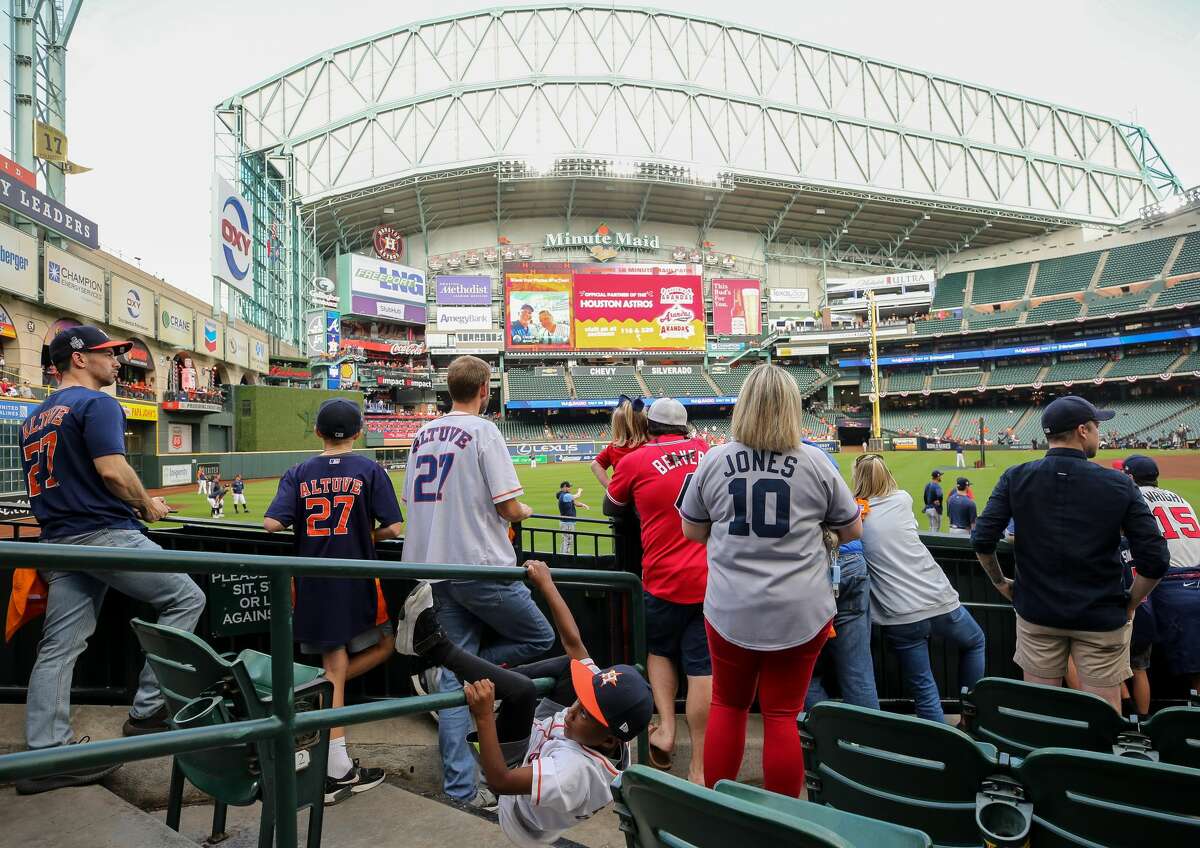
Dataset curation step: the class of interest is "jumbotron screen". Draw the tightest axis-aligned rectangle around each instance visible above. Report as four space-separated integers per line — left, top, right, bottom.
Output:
504 261 705 352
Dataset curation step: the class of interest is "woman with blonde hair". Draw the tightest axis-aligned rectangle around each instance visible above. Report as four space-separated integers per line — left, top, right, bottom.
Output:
852 453 986 722
590 395 649 488
680 364 861 796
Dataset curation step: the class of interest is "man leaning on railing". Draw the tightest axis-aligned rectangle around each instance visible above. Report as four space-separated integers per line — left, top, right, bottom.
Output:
14 325 205 796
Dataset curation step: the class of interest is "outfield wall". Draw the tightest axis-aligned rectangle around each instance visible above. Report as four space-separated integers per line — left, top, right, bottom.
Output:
231 384 366 452
144 448 380 490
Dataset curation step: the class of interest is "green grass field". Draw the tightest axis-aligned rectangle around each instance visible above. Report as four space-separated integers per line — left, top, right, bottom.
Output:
158 448 1200 535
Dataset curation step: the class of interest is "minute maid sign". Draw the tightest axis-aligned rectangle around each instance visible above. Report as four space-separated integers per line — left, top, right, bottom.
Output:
543 223 659 262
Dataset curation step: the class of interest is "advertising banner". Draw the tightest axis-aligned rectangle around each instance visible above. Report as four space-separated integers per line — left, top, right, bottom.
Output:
117 339 153 370
306 309 340 357
827 270 934 294
109 276 156 336
338 253 426 325
212 175 254 297
0 176 98 248
506 267 573 351
118 400 158 422
435 306 492 332
509 442 600 459
0 152 36 189
193 315 224 358
768 287 810 303
162 462 193 484
226 327 249 368
0 220 37 298
712 279 761 336
435 275 492 305
0 304 14 338
646 365 695 376
249 337 269 372
43 245 104 320
158 296 195 348
570 365 636 376
506 396 736 410
707 340 746 355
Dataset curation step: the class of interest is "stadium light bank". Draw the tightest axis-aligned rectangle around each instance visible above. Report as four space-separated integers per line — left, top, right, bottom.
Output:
498 156 735 191
1140 185 1200 221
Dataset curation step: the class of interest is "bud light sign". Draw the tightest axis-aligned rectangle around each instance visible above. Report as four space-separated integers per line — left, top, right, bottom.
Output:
212 175 254 297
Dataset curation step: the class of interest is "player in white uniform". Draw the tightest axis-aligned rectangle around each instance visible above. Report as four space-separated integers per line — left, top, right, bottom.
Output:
1123 455 1200 695
401 355 555 808
396 561 652 848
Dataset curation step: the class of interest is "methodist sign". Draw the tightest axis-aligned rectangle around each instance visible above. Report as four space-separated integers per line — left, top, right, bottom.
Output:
43 245 105 320
435 275 491 305
0 176 98 248
211 175 254 297
337 252 426 325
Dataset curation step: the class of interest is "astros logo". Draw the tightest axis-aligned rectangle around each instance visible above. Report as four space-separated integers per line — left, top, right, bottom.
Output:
599 669 622 687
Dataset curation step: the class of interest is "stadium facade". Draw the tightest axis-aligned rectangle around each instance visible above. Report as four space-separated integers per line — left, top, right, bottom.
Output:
214 5 1199 450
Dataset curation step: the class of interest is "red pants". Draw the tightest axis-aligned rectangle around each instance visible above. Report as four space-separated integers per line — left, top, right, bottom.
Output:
703 619 829 796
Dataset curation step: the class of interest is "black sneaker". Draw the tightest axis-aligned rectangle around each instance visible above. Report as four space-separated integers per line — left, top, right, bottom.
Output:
15 738 123 795
324 760 385 805
122 705 169 736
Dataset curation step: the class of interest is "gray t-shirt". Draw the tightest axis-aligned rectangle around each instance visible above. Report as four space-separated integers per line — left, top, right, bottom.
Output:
402 412 523 577
680 441 860 650
860 490 960 626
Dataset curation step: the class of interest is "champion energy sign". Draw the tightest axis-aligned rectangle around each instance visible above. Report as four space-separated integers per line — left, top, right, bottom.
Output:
212 175 254 297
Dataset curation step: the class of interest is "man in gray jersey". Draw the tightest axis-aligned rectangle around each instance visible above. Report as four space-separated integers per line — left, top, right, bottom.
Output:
400 356 554 808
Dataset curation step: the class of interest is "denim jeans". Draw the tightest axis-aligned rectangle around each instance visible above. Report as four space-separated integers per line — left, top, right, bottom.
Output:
26 529 206 750
433 579 555 800
805 552 880 710
882 605 986 723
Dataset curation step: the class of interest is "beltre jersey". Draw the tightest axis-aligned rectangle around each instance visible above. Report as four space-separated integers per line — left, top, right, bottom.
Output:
498 658 628 848
402 411 523 576
1138 486 1200 576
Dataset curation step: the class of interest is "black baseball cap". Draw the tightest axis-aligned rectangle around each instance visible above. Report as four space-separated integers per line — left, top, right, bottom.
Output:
315 398 362 439
48 325 132 364
1122 455 1159 482
957 477 971 487
1041 395 1114 435
570 660 653 742
931 470 943 479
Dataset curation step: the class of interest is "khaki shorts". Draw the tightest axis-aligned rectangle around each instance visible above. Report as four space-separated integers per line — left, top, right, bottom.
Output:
1014 615 1133 688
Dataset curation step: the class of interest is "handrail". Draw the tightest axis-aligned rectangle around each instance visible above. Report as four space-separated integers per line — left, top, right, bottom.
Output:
0 541 646 848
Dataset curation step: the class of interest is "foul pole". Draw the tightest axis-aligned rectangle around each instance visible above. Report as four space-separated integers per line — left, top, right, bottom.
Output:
868 291 881 441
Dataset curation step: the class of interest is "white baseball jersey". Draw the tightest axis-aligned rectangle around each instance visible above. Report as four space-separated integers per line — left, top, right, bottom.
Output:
401 412 522 578
498 659 628 848
1138 485 1200 574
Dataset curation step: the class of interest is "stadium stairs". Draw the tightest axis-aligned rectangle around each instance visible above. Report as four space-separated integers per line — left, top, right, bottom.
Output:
702 371 723 394
634 371 651 397
563 370 577 397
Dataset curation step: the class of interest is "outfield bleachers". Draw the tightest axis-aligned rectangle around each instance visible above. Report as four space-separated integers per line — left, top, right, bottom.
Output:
930 370 985 390
708 368 752 395
949 407 1025 442
497 418 552 442
1157 277 1200 308
803 409 836 437
780 365 826 395
572 372 644 399
879 408 952 437
1148 401 1200 439
642 370 714 398
1174 350 1200 373
1170 231 1200 277
1025 298 1081 324
1031 250 1100 296
966 309 1022 330
507 369 570 400
987 361 1043 386
971 262 1030 303
1012 408 1043 443
884 371 927 393
556 421 606 442
1105 397 1194 438
931 272 967 310
1097 236 1176 287
1043 357 1105 383
913 315 963 335
1086 289 1153 318
1105 350 1180 379
690 415 731 438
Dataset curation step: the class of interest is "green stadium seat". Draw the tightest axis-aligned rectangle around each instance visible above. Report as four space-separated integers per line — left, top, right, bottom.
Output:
971 263 1031 304
966 310 1021 331
800 702 1000 846
1086 289 1153 318
879 408 952 438
1015 748 1200 848
1032 251 1100 296
914 315 964 336
506 369 570 400
1169 232 1200 276
886 371 928 393
1106 350 1179 378
1140 706 1200 770
641 369 715 398
1156 277 1200 308
714 780 932 848
987 362 1043 387
708 367 751 395
1098 236 1176 287
932 272 968 310
1044 358 1104 384
931 370 984 390
1025 298 1081 325
572 372 644 399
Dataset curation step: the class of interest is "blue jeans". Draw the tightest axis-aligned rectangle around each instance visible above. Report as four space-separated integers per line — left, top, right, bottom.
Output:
883 605 986 723
805 552 880 710
433 579 555 800
26 529 206 750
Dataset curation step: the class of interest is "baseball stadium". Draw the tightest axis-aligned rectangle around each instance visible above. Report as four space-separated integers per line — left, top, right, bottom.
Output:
2 4 1200 847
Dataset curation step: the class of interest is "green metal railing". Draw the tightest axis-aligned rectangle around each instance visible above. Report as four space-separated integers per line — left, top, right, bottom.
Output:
0 541 646 848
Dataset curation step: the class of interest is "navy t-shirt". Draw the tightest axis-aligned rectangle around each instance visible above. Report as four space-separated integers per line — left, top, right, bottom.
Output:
947 490 977 529
557 490 577 518
265 453 403 648
20 386 142 539
231 479 245 494
923 481 944 513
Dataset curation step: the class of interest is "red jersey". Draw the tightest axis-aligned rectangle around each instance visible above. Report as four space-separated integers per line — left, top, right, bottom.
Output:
607 435 709 604
595 442 640 471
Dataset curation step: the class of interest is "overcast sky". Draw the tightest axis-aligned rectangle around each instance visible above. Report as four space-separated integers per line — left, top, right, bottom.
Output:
59 0 1200 302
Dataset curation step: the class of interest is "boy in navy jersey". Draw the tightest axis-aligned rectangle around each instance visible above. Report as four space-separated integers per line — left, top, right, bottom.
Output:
265 399 404 804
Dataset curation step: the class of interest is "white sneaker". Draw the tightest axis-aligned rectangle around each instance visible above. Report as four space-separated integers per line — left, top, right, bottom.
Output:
410 666 443 723
395 581 433 656
465 786 498 811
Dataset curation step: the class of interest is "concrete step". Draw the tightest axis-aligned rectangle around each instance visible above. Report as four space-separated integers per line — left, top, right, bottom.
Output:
0 784 200 848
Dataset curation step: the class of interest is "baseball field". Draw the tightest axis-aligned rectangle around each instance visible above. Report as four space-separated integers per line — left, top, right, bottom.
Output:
157 447 1200 542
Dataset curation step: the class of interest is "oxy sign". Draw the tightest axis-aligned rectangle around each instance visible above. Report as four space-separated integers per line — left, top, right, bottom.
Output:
212 175 254 297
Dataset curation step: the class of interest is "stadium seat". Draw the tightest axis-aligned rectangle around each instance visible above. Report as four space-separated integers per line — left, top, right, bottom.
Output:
1025 298 1081 325
965 310 1021 330
1097 236 1177 287
885 370 928 393
914 315 964 336
932 272 968 310
1156 277 1200 308
1043 358 1105 383
572 372 644 399
800 702 1001 846
1140 706 1200 770
971 263 1031 304
1015 748 1200 848
1169 231 1200 277
930 370 985 390
708 367 751 395
879 408 953 437
506 369 570 401
641 369 715 398
987 361 1043 387
1085 289 1153 318
1105 350 1179 379
611 765 932 848
1031 251 1100 296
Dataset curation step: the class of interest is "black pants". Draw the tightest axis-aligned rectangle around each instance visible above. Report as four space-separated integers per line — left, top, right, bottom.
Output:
424 636 574 742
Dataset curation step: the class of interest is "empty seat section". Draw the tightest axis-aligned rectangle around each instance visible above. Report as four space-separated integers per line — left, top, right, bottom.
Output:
930 370 984 390
708 368 751 395
988 361 1043 386
885 370 927 393
914 315 964 335
966 310 1022 330
507 369 570 400
950 407 1025 441
1156 277 1200 307
1174 350 1200 373
1032 250 1100 296
1044 357 1105 383
572 373 643 399
1026 298 1081 324
1106 350 1179 378
1106 397 1194 437
642 370 714 398
1098 236 1177 286
1087 290 1153 317
971 262 1031 304
497 418 552 442
803 409 836 437
879 408 952 437
690 416 731 438
1169 232 1200 276
780 366 825 395
931 271 967 309
556 421 605 442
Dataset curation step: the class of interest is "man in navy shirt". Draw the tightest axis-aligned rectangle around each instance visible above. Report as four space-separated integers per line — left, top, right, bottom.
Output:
922 470 944 532
17 326 205 795
973 396 1168 711
555 481 589 555
265 398 404 804
947 477 977 536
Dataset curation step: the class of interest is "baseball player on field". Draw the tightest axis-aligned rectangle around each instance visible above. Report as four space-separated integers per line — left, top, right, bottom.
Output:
230 474 248 513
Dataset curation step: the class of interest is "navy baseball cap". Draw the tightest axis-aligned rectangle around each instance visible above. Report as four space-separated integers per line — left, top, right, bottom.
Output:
48 325 132 364
1122 455 1159 482
315 398 362 439
570 660 653 742
957 477 971 487
1040 395 1114 435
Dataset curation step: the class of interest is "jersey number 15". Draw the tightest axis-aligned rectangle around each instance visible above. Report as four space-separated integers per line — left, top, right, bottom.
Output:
1151 505 1200 540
